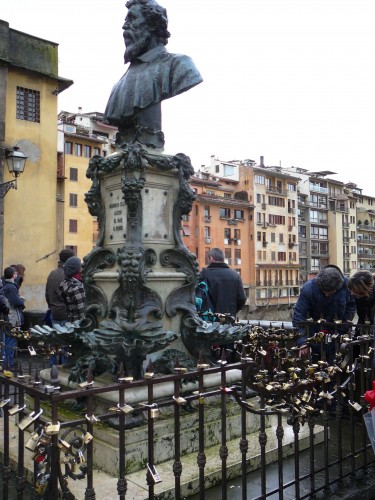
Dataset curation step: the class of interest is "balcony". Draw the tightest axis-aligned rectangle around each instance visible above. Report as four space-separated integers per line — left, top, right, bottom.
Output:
261 203 266 210
288 225 293 231
233 238 241 245
205 237 211 244
288 208 296 213
266 186 287 196
288 242 296 248
262 241 268 247
204 215 211 223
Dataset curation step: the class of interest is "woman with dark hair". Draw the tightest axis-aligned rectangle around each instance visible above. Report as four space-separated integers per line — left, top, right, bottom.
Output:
348 270 375 325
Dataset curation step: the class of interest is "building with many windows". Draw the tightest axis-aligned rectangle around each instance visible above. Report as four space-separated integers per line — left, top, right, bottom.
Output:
57 110 117 257
0 20 72 309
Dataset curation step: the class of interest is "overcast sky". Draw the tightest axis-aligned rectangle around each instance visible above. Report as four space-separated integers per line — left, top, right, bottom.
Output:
3 1 375 194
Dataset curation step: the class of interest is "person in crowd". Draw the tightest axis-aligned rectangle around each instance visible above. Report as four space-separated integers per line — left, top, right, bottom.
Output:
57 256 86 325
45 249 75 327
199 247 246 319
292 265 356 362
1 266 25 369
0 280 10 369
348 270 375 326
10 264 26 289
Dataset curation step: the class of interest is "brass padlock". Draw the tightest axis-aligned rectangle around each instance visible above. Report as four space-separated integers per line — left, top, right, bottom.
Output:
150 405 159 419
45 421 61 436
8 404 26 416
58 439 71 451
82 432 93 444
18 409 43 431
25 433 40 452
0 399 10 408
118 403 134 414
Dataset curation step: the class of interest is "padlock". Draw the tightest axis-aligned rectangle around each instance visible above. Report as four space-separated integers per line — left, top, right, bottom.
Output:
118 403 134 414
0 399 10 408
82 432 93 444
8 404 26 416
45 421 61 436
32 450 46 463
150 405 159 419
85 414 99 424
28 346 37 356
58 439 71 451
18 409 43 431
348 401 362 412
79 381 94 389
173 396 187 405
147 463 162 484
77 450 86 464
25 434 40 452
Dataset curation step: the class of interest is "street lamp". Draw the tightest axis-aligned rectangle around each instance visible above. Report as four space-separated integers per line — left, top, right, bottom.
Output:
0 145 28 198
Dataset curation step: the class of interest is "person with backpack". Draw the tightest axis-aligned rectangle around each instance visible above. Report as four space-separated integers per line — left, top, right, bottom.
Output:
1 266 25 369
197 248 246 319
56 257 86 326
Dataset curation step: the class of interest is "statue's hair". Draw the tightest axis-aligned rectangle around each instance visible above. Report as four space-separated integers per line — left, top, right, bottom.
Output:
125 0 171 45
208 248 225 262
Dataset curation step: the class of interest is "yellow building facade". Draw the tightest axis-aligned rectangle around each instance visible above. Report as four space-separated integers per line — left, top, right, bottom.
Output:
0 20 72 310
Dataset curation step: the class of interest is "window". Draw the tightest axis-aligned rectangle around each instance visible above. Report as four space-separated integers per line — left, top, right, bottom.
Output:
74 143 82 156
93 147 101 156
220 208 231 218
278 252 286 262
268 196 285 207
69 193 78 207
287 182 296 191
70 168 78 181
271 251 276 261
254 174 265 184
84 145 92 158
234 229 241 239
65 142 73 155
69 219 78 233
224 228 231 239
234 210 244 219
16 86 40 122
271 233 275 242
223 164 234 176
224 193 231 198
279 233 284 243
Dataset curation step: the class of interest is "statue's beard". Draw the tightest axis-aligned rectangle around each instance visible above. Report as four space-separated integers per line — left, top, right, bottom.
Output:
124 30 151 63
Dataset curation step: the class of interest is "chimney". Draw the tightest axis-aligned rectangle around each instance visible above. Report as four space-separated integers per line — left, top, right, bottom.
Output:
260 156 264 167
78 106 82 114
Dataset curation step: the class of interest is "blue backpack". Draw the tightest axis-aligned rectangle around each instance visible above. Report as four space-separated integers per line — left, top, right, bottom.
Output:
195 268 216 322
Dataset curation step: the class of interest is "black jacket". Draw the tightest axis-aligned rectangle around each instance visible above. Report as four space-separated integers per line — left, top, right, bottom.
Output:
355 284 375 325
199 262 246 317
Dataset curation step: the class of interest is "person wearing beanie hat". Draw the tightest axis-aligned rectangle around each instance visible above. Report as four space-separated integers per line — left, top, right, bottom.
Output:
63 257 82 279
292 264 356 362
57 257 86 325
45 248 76 327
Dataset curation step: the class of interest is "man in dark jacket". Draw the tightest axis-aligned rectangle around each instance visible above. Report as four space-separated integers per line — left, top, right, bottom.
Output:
200 248 246 318
292 265 356 361
45 249 75 326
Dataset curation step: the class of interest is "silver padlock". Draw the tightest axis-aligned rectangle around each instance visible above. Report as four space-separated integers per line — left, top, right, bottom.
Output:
147 463 162 484
85 414 99 424
18 409 43 431
0 399 10 408
77 450 86 464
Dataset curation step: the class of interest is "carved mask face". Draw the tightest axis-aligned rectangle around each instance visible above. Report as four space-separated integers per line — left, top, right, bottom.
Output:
123 5 152 63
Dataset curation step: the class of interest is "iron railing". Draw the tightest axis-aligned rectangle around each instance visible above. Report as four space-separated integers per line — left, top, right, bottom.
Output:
1 321 375 499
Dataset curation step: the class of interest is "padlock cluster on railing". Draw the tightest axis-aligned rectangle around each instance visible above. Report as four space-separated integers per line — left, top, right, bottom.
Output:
229 322 374 424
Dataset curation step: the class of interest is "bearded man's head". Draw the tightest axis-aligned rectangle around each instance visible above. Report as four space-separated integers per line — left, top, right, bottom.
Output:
123 0 170 63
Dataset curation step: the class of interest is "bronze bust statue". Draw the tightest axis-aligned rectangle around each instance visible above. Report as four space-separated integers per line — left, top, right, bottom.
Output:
104 0 203 149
